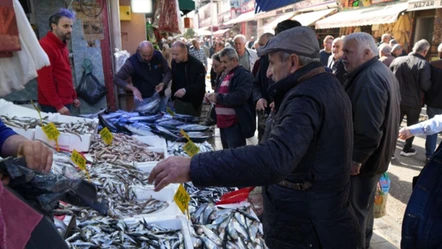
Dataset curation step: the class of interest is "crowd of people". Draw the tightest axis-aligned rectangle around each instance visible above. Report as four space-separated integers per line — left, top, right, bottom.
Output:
2 7 442 249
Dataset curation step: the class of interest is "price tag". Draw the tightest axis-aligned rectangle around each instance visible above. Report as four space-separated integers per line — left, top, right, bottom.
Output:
166 107 175 116
99 127 113 145
71 149 90 181
180 129 191 141
42 122 60 141
183 141 200 157
174 184 190 216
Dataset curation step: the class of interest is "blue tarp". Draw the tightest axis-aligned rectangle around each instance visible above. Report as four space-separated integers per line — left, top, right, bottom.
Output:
255 0 301 13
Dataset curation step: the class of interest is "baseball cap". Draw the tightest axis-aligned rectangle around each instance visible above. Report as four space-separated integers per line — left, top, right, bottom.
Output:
258 26 320 58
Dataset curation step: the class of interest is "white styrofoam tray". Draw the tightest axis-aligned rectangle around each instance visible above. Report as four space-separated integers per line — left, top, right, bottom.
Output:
131 184 182 219
123 217 193 249
134 135 167 148
0 101 53 119
34 114 98 152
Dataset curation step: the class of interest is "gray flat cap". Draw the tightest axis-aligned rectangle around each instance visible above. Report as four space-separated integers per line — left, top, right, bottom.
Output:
258 26 320 58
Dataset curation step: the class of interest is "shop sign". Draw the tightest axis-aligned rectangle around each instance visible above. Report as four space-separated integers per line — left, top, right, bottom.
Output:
339 0 396 9
408 0 441 10
241 0 255 13
218 10 232 24
294 0 335 10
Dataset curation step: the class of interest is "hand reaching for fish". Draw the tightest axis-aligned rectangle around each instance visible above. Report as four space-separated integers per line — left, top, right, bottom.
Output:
148 156 191 191
174 88 186 98
17 140 53 172
132 88 143 101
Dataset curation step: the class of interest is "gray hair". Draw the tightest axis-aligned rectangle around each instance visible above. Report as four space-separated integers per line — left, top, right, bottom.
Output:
274 51 320 66
212 52 221 62
344 32 378 56
381 33 390 42
332 37 344 45
220 47 239 61
138 40 154 50
233 34 246 43
438 43 442 53
413 39 430 53
260 33 274 41
379 44 392 55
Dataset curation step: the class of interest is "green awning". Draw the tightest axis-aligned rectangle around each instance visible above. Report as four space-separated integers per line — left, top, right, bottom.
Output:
179 0 195 10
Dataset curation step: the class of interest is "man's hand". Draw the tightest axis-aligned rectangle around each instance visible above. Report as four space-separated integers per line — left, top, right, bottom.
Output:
148 156 192 191
0 172 9 185
206 93 217 104
73 99 81 108
350 161 361 176
155 83 165 92
17 140 53 173
57 106 70 115
398 127 414 140
269 102 275 111
132 88 143 101
174 88 186 98
256 98 268 111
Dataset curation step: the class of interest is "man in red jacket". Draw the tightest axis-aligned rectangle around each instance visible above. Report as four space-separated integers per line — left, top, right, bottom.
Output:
37 8 80 115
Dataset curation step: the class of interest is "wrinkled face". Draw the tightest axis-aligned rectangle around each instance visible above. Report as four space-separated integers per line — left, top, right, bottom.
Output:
212 59 223 74
342 39 366 73
324 38 333 51
139 46 154 62
220 55 238 73
267 52 292 82
332 40 343 59
172 45 186 63
52 17 73 41
234 38 246 55
392 47 403 57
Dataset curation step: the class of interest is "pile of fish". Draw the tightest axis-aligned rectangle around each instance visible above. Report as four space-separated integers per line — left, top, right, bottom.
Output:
185 182 237 208
89 133 164 165
1 115 48 130
63 217 185 248
51 119 98 135
190 204 267 249
96 110 213 142
168 141 214 157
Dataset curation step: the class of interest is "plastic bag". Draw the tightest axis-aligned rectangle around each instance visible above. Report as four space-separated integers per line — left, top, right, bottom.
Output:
0 157 107 216
76 58 107 105
374 172 391 218
133 92 161 113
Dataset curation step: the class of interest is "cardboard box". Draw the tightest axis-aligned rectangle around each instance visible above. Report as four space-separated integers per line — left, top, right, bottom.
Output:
34 115 98 152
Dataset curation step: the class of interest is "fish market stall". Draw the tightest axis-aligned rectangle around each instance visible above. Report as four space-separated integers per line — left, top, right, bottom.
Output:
0 100 268 248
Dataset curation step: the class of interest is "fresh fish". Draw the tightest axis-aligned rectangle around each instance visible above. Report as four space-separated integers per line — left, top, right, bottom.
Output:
127 114 162 123
134 96 160 113
177 124 211 132
125 123 155 136
99 113 118 133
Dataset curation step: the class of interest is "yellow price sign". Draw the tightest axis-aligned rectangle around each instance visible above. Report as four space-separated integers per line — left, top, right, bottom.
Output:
71 149 90 181
166 107 175 116
180 129 191 141
42 122 60 141
99 127 113 145
174 184 190 216
183 141 200 157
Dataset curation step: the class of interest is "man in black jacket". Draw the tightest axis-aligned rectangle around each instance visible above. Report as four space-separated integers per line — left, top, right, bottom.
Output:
425 43 442 161
206 47 255 149
114 41 171 111
390 39 432 157
171 41 206 116
148 27 359 249
342 32 401 249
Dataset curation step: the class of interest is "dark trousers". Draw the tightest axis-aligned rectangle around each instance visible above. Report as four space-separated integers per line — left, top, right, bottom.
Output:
174 99 202 117
39 104 71 113
400 105 421 151
350 173 382 249
220 123 246 149
425 106 442 157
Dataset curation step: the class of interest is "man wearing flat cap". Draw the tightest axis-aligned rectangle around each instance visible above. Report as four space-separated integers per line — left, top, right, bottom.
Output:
147 27 359 249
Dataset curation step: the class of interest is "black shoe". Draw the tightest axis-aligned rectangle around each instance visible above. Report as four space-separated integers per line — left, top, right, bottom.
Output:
400 148 417 157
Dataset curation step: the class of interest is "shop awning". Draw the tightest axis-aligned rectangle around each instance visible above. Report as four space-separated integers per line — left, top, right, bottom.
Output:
194 27 213 36
292 9 337 26
315 2 408 29
213 29 230 36
255 0 301 13
260 12 295 34
407 0 441 11
223 11 257 26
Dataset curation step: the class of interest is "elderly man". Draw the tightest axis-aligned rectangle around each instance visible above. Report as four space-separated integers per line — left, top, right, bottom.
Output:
378 33 391 47
114 41 171 111
206 47 255 149
233 34 258 71
327 37 346 85
390 39 432 157
342 32 400 249
319 35 334 66
379 44 395 67
148 27 359 249
171 41 206 116
392 44 404 57
189 39 208 68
